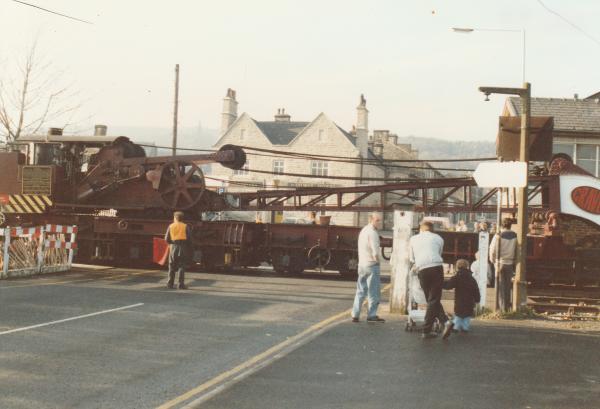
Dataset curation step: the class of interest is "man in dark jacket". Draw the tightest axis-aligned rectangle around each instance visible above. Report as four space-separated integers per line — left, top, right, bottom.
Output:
443 259 481 334
164 211 192 289
489 218 517 312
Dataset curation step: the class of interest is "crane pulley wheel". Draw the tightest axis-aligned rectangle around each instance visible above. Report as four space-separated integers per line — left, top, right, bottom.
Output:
159 160 206 210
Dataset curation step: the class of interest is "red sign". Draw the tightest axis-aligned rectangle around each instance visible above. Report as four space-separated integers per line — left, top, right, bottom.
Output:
0 194 9 205
571 186 600 215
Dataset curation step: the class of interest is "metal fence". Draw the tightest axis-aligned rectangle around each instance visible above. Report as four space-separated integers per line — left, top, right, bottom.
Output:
0 224 77 278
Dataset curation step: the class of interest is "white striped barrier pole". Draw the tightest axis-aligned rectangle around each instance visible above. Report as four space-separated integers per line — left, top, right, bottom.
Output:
2 227 10 278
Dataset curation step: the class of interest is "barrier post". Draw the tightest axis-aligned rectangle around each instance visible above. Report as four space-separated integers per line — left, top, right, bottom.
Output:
67 226 77 267
36 226 46 273
476 231 489 313
2 227 10 278
389 210 417 313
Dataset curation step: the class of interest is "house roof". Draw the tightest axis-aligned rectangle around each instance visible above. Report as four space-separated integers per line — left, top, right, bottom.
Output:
335 125 357 146
252 121 309 145
507 97 600 133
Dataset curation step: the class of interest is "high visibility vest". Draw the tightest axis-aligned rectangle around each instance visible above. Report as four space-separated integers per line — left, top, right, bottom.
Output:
169 221 187 241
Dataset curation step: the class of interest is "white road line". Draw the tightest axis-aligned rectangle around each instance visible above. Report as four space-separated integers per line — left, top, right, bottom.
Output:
0 303 144 336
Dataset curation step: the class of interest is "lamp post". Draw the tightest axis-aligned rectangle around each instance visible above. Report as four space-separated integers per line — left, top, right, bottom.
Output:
452 27 526 83
478 83 531 312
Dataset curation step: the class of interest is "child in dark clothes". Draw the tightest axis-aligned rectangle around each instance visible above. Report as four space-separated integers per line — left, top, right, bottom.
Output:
443 259 481 332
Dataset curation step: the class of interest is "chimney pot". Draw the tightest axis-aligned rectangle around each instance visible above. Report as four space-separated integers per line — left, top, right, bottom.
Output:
94 124 108 136
574 93 579 100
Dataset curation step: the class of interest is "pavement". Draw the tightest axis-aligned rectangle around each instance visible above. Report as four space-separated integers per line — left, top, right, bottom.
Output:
201 306 600 409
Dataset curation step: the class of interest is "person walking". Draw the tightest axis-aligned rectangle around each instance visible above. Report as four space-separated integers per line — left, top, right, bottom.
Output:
409 220 452 339
351 213 385 323
489 218 517 312
164 211 192 290
443 259 481 334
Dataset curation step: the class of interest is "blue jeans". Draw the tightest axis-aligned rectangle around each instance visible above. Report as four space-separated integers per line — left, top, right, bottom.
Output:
351 264 381 319
453 316 471 331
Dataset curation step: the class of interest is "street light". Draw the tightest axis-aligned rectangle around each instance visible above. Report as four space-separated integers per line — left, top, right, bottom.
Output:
478 84 531 312
452 27 526 83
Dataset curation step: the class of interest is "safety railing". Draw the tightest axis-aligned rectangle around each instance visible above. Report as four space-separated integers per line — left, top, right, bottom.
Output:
0 224 78 278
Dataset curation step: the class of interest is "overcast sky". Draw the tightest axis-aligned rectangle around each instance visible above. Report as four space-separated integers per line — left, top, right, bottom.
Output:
1 0 599 141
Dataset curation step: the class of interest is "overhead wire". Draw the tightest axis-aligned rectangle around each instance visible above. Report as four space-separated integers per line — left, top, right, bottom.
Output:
11 0 93 24
536 0 600 47
137 143 480 172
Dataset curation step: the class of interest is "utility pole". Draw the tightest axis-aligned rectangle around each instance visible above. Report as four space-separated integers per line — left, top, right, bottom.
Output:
478 83 531 312
172 64 180 156
514 82 531 311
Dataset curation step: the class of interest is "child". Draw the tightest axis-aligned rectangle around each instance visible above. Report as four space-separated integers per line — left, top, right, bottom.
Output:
443 259 481 334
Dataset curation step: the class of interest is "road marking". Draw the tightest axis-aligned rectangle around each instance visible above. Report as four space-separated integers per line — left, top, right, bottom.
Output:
0 278 95 289
0 303 144 336
158 282 392 409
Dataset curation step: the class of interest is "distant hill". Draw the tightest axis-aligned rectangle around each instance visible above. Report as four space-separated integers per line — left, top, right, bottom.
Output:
397 136 495 160
110 125 219 156
397 136 495 175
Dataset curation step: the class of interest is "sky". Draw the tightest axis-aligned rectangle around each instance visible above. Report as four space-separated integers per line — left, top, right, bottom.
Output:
1 0 599 142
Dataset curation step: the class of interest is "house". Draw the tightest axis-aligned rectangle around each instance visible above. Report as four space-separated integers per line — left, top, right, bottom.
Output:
504 93 600 177
210 89 422 226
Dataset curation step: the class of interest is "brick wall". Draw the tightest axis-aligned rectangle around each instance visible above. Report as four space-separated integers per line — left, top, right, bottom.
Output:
559 213 600 246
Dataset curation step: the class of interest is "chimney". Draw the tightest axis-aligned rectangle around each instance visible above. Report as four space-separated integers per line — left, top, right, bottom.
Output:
355 94 369 157
389 134 398 145
374 142 384 157
94 124 107 136
220 88 238 135
574 93 579 100
274 108 291 122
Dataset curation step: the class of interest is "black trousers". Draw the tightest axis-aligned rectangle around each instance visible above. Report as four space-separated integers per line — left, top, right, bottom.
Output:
418 265 448 333
168 243 186 285
498 264 514 312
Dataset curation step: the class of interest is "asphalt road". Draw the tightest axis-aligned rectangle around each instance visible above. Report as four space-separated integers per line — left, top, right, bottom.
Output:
0 266 366 409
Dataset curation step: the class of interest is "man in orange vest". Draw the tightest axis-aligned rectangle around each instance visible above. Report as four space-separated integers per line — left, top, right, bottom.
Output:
164 211 192 289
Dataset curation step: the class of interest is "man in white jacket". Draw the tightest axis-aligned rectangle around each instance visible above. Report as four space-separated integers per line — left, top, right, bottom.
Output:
351 213 385 323
409 220 452 339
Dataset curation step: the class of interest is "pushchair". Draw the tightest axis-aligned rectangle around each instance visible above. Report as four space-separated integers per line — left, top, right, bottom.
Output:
404 265 442 333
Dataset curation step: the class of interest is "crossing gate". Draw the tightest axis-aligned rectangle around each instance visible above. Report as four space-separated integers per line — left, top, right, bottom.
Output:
0 224 78 278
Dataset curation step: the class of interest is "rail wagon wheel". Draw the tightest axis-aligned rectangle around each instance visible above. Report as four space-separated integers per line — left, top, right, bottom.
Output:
307 245 331 271
287 251 306 275
381 246 392 261
159 160 206 210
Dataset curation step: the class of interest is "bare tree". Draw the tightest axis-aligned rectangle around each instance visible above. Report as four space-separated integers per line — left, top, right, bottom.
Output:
0 39 82 144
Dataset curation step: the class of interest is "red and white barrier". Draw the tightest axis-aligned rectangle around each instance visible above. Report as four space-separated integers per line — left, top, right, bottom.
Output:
1 224 78 278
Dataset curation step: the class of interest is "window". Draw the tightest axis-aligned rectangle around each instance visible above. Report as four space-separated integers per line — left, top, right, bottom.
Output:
273 160 284 174
311 161 328 176
553 143 574 158
576 144 598 176
240 129 246 140
318 129 324 142
234 160 249 175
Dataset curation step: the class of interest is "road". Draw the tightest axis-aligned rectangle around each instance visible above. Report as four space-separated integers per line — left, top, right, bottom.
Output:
0 266 367 409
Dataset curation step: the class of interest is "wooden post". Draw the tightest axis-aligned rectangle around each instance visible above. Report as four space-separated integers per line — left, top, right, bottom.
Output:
389 210 417 313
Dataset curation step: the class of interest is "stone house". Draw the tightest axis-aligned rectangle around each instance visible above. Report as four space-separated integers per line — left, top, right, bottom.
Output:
210 89 424 227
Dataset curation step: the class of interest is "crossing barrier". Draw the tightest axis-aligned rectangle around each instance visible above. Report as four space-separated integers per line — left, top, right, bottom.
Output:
0 224 78 278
